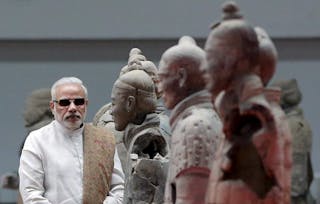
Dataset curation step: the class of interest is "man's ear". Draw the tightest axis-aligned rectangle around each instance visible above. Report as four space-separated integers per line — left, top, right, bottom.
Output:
49 101 55 115
178 67 187 88
126 96 136 113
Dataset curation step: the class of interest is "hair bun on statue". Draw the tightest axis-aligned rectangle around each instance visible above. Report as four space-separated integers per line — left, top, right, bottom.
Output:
178 35 196 46
222 1 242 20
128 48 146 65
127 48 146 71
210 1 243 29
129 48 142 57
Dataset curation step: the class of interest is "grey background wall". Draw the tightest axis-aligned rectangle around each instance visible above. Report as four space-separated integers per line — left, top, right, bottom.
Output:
0 0 319 202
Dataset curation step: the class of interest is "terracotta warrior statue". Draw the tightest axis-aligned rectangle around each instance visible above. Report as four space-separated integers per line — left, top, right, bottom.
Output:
254 26 314 204
120 48 171 136
93 48 171 170
272 79 315 204
110 69 170 204
158 36 223 204
1 88 53 204
202 2 292 203
94 47 170 127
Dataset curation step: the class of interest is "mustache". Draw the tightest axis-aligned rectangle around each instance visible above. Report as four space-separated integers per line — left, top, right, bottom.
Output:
65 113 81 120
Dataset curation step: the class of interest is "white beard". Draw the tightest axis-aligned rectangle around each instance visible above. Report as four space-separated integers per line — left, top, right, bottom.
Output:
53 109 86 130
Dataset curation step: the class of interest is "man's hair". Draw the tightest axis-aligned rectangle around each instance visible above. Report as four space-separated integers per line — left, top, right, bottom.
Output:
51 77 88 100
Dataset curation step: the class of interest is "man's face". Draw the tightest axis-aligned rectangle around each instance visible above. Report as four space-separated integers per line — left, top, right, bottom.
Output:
50 83 87 130
110 85 132 131
158 59 181 109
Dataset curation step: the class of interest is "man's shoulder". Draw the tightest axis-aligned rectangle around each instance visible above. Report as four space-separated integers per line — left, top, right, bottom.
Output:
23 122 54 151
27 121 53 138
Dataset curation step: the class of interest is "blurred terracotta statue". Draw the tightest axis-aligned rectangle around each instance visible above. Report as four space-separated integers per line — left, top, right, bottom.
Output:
202 2 292 203
1 88 53 204
272 79 315 204
254 26 313 204
111 69 170 204
158 36 223 204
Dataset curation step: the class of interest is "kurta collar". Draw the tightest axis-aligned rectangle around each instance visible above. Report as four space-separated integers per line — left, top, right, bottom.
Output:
53 120 84 137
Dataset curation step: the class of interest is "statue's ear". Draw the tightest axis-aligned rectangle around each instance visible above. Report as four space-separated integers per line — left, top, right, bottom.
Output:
126 95 136 113
177 67 187 88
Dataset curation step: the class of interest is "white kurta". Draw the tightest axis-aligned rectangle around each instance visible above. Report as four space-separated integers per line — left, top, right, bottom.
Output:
19 120 124 204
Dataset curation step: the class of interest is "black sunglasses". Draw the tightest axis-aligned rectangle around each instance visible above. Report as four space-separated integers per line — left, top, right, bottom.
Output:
53 98 86 107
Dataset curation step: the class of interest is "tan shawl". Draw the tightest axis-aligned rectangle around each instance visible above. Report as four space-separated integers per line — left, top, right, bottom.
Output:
83 124 115 204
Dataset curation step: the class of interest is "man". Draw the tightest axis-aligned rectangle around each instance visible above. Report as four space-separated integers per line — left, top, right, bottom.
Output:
19 77 124 204
158 36 223 204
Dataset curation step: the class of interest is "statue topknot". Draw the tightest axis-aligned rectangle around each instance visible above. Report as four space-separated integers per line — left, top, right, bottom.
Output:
128 48 145 69
178 35 196 46
210 1 243 29
128 48 146 66
222 1 242 20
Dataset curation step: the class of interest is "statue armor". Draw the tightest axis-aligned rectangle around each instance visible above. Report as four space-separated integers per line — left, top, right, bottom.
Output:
289 108 312 198
206 75 292 204
158 35 223 204
165 90 222 204
124 113 170 204
272 79 314 204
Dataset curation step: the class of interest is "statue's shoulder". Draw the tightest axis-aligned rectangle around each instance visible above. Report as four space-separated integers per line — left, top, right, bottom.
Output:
92 102 112 126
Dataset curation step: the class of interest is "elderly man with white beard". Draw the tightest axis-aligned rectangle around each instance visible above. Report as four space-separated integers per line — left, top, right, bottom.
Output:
19 76 125 204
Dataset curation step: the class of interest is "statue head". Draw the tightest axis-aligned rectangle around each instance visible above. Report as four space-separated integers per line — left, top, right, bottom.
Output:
111 70 157 131
254 27 278 86
271 78 302 110
158 36 206 109
203 1 259 98
23 88 54 133
120 48 161 99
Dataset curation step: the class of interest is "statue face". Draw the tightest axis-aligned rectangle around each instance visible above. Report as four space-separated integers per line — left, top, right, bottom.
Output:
204 21 259 98
158 60 182 109
277 79 301 108
110 85 132 131
204 32 234 98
